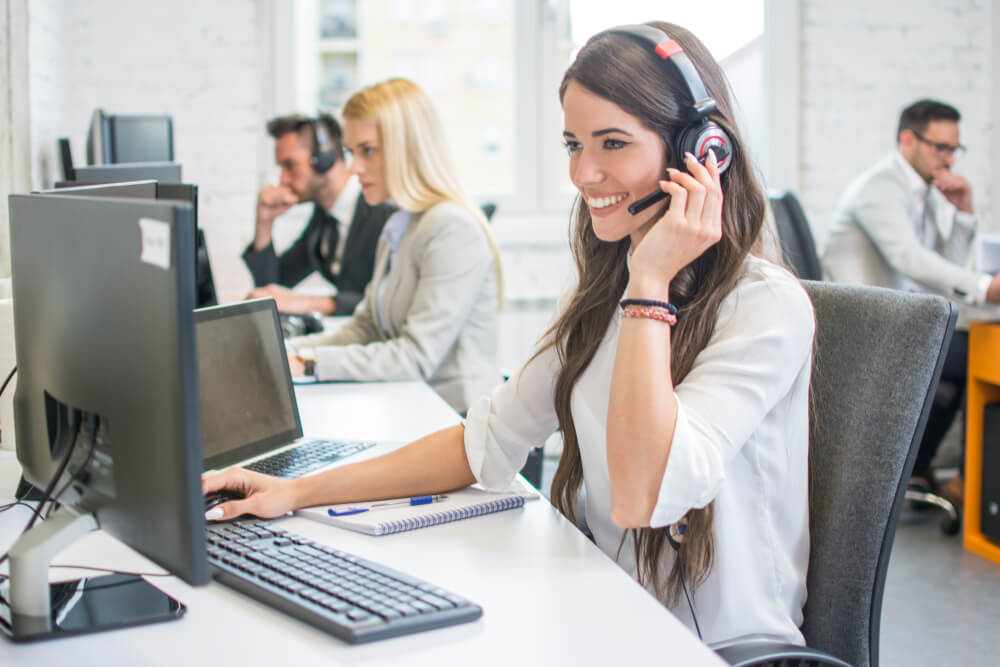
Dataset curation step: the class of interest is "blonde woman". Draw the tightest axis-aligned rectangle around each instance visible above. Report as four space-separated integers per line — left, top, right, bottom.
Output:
287 78 503 415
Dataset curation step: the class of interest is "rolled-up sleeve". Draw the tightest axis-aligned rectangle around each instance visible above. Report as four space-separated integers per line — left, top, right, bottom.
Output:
463 342 562 490
649 275 815 527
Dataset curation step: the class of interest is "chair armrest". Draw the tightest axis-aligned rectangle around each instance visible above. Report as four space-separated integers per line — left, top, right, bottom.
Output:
714 640 853 667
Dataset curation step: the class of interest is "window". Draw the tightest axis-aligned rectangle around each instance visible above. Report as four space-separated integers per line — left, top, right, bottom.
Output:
283 0 763 217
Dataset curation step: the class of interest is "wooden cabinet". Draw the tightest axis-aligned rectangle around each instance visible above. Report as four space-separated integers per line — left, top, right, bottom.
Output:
964 322 1000 563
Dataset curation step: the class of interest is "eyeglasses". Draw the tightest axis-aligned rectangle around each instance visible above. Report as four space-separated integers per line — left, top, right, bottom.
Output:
910 130 966 157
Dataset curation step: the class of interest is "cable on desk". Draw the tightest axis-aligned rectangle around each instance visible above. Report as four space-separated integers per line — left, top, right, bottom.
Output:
0 499 45 519
0 366 16 399
0 412 84 569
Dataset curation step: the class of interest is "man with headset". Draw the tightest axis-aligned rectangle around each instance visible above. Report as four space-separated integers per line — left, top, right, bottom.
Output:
243 113 395 315
823 99 1000 510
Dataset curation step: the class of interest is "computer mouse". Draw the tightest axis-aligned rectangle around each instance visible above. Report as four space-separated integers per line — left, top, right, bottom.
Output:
279 312 324 338
203 489 245 513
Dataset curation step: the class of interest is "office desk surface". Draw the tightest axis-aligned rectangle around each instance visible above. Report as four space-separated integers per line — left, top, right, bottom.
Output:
0 381 722 666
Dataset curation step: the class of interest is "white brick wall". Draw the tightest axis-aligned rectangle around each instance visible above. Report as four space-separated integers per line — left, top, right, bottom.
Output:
33 0 270 298
799 0 993 246
28 0 65 192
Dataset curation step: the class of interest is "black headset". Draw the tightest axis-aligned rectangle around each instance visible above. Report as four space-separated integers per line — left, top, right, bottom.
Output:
307 115 338 173
603 24 733 174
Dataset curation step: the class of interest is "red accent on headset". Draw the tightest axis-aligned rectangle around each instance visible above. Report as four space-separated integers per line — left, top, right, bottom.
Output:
654 40 683 60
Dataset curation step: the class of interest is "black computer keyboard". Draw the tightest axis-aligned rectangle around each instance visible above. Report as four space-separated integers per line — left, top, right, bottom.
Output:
244 440 375 478
205 521 482 644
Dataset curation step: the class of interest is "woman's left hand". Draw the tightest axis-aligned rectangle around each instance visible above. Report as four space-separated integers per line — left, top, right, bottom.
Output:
628 150 724 297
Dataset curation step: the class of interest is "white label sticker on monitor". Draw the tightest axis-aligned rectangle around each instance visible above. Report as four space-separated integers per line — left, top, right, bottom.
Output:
138 217 171 269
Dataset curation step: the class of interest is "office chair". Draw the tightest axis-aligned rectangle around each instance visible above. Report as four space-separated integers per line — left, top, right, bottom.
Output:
770 191 823 281
715 282 955 667
770 188 960 534
904 386 963 535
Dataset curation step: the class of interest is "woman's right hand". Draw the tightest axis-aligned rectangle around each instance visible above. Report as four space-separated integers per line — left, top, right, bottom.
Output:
627 150 723 298
202 467 301 521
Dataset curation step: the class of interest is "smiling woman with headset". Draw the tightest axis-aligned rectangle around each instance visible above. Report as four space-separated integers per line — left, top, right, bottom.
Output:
207 22 813 646
285 78 504 416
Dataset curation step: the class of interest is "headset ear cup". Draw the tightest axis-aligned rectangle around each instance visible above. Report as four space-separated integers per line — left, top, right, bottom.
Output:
695 122 732 174
675 121 733 175
311 152 336 173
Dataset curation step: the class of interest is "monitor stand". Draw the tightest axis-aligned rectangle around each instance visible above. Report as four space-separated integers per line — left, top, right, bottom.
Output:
0 504 185 642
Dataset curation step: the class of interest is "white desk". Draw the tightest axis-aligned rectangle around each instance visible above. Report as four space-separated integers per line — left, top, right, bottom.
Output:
0 381 722 666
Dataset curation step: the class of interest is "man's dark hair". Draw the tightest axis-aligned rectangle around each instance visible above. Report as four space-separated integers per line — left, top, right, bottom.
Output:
266 113 344 160
897 99 961 143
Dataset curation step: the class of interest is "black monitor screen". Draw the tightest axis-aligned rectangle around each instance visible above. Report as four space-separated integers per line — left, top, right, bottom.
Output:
196 300 300 468
109 115 173 163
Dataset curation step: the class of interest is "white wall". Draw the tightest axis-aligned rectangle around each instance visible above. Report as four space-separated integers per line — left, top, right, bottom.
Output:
28 0 65 192
31 0 272 299
797 0 994 246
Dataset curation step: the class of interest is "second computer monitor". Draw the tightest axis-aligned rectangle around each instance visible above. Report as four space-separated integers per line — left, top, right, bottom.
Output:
72 162 182 185
86 108 174 164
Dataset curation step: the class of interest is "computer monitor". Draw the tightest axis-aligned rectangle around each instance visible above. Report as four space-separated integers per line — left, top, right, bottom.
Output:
86 108 174 164
57 138 74 181
2 193 209 641
44 181 217 308
72 162 182 185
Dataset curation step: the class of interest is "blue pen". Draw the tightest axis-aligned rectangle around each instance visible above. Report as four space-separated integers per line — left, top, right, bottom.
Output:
328 494 448 517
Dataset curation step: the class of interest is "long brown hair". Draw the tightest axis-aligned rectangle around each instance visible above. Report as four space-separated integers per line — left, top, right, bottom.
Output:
540 22 767 605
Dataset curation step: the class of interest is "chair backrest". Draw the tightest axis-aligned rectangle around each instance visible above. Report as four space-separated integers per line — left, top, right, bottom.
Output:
802 281 955 667
771 191 823 281
800 281 955 667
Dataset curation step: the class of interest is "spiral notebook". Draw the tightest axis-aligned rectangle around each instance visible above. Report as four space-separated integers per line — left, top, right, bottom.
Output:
294 478 539 536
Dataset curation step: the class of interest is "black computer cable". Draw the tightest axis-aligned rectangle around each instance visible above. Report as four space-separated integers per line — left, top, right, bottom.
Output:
45 415 100 519
0 412 84 573
0 365 15 398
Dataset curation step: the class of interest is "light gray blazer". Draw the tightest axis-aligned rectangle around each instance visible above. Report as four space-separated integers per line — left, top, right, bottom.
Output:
821 152 986 305
294 201 500 414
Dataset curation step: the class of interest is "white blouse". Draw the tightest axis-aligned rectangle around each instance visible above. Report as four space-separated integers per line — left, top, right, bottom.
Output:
464 256 813 646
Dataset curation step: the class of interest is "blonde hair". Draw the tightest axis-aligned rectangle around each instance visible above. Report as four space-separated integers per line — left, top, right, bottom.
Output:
342 78 504 305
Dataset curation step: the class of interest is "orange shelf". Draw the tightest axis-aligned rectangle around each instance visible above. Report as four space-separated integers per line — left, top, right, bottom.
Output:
963 322 1000 563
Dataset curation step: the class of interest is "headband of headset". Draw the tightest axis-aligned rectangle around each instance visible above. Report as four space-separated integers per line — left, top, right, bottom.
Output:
601 25 718 121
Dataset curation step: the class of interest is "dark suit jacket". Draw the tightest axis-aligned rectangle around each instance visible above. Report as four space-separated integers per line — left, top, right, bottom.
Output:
243 195 396 314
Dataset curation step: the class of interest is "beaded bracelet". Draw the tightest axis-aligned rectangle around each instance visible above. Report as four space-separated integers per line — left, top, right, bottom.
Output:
621 305 678 326
619 298 678 316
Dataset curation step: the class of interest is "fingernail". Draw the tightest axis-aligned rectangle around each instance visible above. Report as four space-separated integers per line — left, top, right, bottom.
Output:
709 150 718 165
666 168 679 176
205 507 224 520
685 152 696 162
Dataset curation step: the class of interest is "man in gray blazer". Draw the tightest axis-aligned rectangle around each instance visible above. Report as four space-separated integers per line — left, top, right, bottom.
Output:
243 114 395 315
823 99 1000 506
